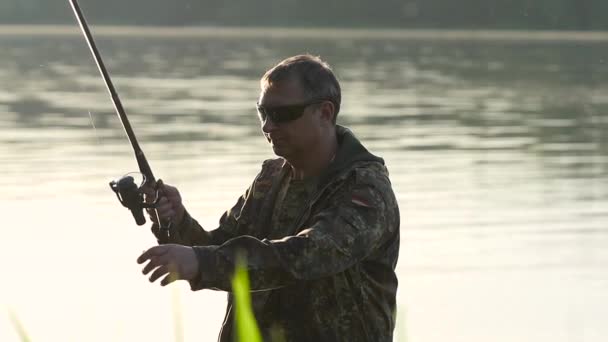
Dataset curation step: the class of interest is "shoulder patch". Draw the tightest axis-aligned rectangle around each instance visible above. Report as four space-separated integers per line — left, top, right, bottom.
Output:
351 194 372 207
350 187 377 208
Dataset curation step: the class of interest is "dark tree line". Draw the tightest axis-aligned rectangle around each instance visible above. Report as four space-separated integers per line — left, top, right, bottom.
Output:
0 0 606 30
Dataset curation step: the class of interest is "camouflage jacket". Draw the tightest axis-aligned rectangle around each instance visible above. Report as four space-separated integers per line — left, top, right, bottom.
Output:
156 125 400 342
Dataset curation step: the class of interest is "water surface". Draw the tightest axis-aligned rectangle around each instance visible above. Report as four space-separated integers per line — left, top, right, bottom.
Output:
1 26 607 342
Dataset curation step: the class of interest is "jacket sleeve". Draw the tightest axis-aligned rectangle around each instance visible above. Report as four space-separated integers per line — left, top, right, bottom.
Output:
151 185 251 247
189 173 398 292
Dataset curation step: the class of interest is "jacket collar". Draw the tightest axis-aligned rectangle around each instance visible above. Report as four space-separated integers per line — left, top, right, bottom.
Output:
317 125 384 188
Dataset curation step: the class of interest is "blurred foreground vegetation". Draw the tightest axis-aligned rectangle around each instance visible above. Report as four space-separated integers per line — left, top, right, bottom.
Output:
1 0 607 30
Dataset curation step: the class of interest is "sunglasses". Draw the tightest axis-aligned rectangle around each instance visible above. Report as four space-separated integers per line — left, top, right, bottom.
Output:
256 100 324 124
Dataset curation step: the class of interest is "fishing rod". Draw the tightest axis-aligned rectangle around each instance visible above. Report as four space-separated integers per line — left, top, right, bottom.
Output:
68 0 170 242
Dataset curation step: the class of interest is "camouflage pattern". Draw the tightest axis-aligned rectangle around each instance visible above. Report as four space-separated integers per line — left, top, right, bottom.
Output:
153 125 400 342
269 175 317 239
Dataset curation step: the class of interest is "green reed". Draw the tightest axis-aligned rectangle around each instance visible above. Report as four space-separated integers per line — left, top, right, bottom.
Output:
8 309 31 342
232 255 263 342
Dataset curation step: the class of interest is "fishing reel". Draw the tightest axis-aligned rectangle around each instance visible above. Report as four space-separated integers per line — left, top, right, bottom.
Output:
109 173 156 226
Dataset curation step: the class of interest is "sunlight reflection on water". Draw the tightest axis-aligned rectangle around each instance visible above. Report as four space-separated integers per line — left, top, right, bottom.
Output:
1 27 608 342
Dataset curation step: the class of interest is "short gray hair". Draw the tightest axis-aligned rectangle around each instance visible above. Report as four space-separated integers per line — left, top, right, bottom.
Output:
261 54 341 123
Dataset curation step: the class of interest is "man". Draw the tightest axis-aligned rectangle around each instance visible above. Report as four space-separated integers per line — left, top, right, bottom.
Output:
137 54 400 342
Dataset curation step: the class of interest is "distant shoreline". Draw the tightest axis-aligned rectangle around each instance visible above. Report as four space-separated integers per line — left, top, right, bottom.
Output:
1 25 608 42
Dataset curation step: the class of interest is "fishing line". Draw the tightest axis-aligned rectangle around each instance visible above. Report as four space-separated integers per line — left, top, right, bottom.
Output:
87 110 101 145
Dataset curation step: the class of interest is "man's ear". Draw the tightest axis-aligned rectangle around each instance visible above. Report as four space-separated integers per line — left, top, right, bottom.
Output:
319 101 335 123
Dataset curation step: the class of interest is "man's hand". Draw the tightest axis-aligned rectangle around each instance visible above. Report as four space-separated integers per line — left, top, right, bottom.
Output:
137 244 199 286
140 181 186 226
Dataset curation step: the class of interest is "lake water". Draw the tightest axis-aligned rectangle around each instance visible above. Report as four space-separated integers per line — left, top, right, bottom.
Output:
1 26 607 342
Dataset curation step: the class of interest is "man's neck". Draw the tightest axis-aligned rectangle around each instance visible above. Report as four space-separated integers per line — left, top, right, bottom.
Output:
288 136 338 181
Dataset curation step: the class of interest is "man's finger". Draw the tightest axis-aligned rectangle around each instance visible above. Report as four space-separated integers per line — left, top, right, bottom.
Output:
151 209 175 224
156 196 169 206
146 209 159 223
142 257 163 275
161 272 180 286
166 192 181 204
158 182 178 197
149 265 171 283
155 199 173 213
137 245 169 264
140 185 157 202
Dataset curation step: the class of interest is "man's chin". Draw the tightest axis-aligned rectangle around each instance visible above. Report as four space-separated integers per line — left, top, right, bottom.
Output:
271 145 290 158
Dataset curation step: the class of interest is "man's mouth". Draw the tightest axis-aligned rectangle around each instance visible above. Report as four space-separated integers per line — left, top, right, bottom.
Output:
269 136 284 144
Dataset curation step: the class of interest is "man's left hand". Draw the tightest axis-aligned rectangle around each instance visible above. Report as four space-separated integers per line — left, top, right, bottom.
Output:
137 244 199 286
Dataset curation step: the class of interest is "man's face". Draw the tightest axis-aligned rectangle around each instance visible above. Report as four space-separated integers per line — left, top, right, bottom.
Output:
257 79 324 159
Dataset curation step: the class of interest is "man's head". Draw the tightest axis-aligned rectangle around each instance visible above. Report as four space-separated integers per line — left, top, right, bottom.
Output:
257 55 341 161
260 54 341 122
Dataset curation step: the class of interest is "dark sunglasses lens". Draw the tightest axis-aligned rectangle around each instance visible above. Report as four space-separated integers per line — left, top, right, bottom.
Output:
274 107 299 123
257 105 305 124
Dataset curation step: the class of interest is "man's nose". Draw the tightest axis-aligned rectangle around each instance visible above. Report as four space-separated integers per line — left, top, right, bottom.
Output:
261 118 278 133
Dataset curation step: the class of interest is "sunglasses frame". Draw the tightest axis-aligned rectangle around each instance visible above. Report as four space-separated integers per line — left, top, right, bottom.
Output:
256 100 326 124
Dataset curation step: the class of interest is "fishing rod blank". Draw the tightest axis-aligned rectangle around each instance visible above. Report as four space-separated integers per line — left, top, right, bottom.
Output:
69 0 170 240
68 0 154 181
